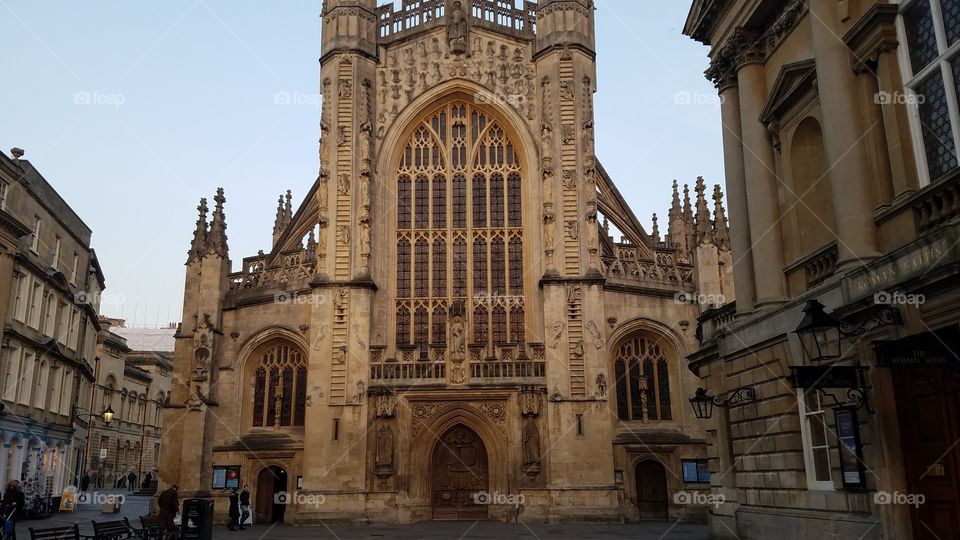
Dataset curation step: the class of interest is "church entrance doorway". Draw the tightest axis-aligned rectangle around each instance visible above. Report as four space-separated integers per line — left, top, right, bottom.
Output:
635 459 668 519
255 465 287 523
431 425 489 520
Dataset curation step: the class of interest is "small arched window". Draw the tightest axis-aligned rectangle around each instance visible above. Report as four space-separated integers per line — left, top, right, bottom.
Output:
251 344 307 428
614 336 672 421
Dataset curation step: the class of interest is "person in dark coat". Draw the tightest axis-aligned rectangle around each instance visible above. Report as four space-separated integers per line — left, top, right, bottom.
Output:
156 484 179 526
143 472 153 489
238 485 250 530
127 472 137 493
80 473 90 492
226 488 240 531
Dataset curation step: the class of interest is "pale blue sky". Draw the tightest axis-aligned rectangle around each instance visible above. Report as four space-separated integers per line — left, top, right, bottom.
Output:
0 1 721 326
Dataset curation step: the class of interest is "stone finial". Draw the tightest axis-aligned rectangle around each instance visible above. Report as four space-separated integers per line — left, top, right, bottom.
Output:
669 179 681 221
694 176 712 242
272 195 285 237
10 147 24 160
187 198 209 264
682 183 693 225
207 188 229 258
651 213 660 243
284 190 293 224
713 184 731 249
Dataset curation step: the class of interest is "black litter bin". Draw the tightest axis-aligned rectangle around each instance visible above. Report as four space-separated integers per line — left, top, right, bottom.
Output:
182 498 214 540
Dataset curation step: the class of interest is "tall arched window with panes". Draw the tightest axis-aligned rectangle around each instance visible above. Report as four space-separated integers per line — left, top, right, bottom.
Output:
396 101 525 350
251 343 307 428
613 336 672 421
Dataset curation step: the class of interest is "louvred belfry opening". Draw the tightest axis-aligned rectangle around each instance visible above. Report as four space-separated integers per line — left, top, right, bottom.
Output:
395 101 525 350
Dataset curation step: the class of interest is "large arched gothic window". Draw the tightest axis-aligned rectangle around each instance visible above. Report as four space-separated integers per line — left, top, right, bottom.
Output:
614 336 672 421
252 344 307 428
396 101 525 349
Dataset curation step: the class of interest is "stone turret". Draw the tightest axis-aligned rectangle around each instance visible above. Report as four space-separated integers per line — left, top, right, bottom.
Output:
321 0 377 61
186 198 209 264
535 0 596 57
160 189 232 499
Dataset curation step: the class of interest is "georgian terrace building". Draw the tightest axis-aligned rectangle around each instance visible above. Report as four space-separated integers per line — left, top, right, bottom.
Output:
0 148 102 499
686 0 960 538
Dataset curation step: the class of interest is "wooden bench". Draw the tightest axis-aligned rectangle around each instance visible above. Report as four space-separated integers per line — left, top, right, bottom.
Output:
28 524 92 540
90 519 135 540
136 516 179 540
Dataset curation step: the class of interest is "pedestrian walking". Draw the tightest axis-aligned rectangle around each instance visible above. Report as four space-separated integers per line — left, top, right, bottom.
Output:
156 484 179 526
226 487 240 531
239 485 250 529
127 471 137 493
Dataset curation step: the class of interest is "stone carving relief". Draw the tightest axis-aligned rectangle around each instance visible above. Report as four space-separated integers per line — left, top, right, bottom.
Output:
375 390 397 418
410 400 506 439
353 380 366 404
519 387 542 416
585 320 605 349
377 31 536 131
549 321 565 349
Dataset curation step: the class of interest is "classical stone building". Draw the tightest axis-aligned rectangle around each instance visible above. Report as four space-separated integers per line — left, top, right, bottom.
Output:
686 0 960 538
160 0 734 524
0 148 101 500
87 319 172 488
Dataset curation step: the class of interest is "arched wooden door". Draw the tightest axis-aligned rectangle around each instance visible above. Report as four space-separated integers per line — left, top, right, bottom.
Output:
255 466 287 523
635 460 668 519
431 425 489 520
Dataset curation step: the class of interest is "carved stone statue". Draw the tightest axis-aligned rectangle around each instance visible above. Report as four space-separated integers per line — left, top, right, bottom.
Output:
447 1 468 55
337 224 350 245
359 222 371 275
451 319 465 357
596 373 607 397
359 121 373 172
338 174 351 195
522 419 541 466
376 424 395 470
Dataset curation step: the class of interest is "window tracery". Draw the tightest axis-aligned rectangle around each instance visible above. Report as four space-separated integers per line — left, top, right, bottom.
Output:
251 343 306 427
395 101 525 350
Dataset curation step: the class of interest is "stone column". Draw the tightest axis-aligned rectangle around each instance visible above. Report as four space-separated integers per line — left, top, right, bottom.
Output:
854 67 894 208
734 35 788 308
810 0 881 269
718 79 757 313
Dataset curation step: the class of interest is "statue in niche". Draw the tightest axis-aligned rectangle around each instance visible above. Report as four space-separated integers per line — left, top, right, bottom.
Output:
543 210 556 250
376 424 395 471
359 175 371 210
522 419 541 466
451 319 465 357
319 121 330 167
541 123 554 166
353 380 365 403
583 120 595 159
596 373 607 397
447 1 468 56
359 222 371 275
359 122 373 173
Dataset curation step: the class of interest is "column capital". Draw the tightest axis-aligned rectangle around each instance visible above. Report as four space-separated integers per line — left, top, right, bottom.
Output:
843 4 899 74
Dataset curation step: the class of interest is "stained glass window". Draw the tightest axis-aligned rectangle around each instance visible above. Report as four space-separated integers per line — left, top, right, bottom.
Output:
396 102 525 350
614 336 672 421
251 344 306 428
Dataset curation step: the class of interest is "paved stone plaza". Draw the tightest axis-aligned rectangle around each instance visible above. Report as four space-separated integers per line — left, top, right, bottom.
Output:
18 490 707 539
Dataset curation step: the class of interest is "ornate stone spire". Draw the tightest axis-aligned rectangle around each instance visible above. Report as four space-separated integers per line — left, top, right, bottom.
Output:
682 183 693 226
667 179 684 246
207 188 229 258
651 213 660 243
272 195 285 237
284 190 293 226
713 184 730 249
187 198 209 264
694 176 712 243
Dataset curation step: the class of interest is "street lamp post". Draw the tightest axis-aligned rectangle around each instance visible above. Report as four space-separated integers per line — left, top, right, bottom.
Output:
74 405 114 487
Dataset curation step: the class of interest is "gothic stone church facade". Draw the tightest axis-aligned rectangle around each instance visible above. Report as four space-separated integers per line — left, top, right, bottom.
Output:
159 0 733 524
